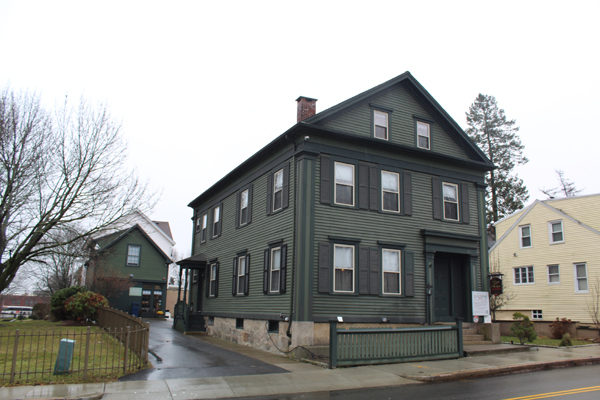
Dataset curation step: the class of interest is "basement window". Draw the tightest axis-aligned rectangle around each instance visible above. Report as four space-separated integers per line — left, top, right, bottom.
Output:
208 316 214 326
532 310 542 320
236 318 244 329
268 320 279 333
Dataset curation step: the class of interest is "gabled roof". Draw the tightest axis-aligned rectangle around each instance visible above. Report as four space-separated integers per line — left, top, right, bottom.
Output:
95 224 173 263
490 194 600 252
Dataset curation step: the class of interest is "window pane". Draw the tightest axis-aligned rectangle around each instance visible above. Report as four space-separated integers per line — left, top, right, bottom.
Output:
238 257 246 275
374 110 387 126
202 214 207 228
514 269 521 284
335 269 353 291
549 274 559 283
417 122 429 137
552 232 563 242
336 185 353 205
522 237 531 247
443 184 457 202
241 208 248 224
384 272 400 293
578 278 588 291
552 222 561 233
270 271 280 292
382 171 398 192
274 170 283 191
335 164 354 185
548 265 558 274
335 246 353 269
528 267 534 283
238 276 246 294
272 248 281 271
383 192 399 211
241 190 248 208
444 202 458 220
375 125 387 139
418 135 429 149
383 250 400 272
521 226 530 237
273 191 283 210
214 207 220 222
576 264 586 278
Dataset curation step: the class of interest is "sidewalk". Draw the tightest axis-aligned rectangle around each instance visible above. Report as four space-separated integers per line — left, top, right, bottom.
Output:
3 337 600 400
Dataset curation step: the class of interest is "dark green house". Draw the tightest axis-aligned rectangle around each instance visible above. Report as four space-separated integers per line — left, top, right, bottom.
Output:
177 72 494 352
87 223 173 317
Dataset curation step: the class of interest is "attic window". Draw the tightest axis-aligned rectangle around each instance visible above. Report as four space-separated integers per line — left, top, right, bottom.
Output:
417 121 430 150
374 110 388 140
127 245 141 266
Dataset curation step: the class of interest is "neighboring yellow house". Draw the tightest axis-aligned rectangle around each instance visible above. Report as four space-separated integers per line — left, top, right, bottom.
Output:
490 194 600 324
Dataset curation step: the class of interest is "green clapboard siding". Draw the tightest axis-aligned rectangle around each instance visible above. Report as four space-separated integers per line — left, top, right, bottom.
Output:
322 84 469 160
191 147 296 317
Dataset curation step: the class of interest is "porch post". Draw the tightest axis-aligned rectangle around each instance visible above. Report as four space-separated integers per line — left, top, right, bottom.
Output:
177 267 183 301
183 268 189 306
425 251 436 325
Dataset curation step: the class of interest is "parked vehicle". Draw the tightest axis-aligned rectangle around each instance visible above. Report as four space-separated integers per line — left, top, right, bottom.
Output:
1 305 33 318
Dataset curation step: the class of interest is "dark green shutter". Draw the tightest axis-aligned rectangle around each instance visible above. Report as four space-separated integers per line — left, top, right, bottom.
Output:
266 173 273 215
359 246 370 294
235 192 240 229
214 262 219 297
318 242 331 293
432 177 442 220
205 267 210 298
247 184 253 225
217 203 223 236
232 257 238 296
282 163 290 210
369 248 379 295
369 166 379 210
404 251 414 297
358 164 369 210
403 172 412 216
263 249 269 294
320 156 331 204
461 183 470 224
244 254 250 296
280 245 287 294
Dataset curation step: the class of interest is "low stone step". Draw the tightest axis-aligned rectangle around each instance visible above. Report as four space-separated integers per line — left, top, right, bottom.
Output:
462 328 478 335
463 334 486 341
464 340 493 345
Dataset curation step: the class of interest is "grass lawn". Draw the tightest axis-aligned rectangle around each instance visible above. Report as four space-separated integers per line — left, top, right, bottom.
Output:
501 335 591 346
0 319 146 386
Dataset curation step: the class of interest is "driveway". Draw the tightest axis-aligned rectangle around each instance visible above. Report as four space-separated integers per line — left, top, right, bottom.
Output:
120 319 289 381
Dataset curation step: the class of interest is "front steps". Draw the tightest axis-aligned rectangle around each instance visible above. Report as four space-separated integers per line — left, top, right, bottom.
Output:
462 323 492 345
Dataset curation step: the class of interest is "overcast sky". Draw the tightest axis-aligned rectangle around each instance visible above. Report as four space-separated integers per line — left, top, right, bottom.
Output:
1 1 598 256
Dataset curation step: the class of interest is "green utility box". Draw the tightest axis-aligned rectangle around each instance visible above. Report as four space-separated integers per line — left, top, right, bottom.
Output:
54 338 76 375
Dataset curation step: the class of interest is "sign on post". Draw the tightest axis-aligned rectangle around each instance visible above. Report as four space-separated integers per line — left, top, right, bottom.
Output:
472 291 490 323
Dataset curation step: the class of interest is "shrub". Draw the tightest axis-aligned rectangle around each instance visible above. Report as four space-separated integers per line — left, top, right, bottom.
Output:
51 286 87 321
510 312 538 344
32 303 51 320
559 333 573 347
549 317 573 340
65 291 109 322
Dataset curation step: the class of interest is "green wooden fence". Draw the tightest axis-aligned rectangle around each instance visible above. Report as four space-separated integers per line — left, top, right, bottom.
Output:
329 321 463 368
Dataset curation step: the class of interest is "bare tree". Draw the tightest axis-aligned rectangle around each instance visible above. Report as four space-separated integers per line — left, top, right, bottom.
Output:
168 248 187 287
489 254 516 322
0 88 154 293
587 278 600 339
540 170 584 199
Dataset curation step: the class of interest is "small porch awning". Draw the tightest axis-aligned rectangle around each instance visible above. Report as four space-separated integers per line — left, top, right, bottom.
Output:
176 253 208 270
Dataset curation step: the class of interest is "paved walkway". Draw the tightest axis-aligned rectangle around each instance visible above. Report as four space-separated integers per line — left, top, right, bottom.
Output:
3 336 600 400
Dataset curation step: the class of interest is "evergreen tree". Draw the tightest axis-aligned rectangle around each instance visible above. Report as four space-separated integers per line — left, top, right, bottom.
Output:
466 94 529 236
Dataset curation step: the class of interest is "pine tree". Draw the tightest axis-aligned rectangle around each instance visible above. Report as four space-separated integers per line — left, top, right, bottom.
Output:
466 94 529 236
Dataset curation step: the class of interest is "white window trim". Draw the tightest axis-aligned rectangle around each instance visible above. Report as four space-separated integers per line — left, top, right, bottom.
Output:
213 206 220 238
548 220 564 244
237 256 246 295
270 247 281 293
374 110 388 140
381 171 400 213
514 266 534 285
240 189 249 226
547 264 560 285
333 244 355 293
532 310 543 320
334 162 355 207
209 264 217 297
442 182 460 221
382 249 402 295
273 169 283 212
417 121 430 150
519 225 532 249
574 263 589 293
127 245 141 266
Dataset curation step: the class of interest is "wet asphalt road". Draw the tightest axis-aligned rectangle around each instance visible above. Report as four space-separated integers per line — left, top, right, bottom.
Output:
119 320 288 381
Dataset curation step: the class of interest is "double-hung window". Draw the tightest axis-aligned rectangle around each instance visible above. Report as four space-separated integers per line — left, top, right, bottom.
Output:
270 247 281 293
574 263 588 293
374 110 389 140
273 169 283 212
514 266 534 284
417 121 430 150
237 256 246 295
334 244 354 292
443 182 459 221
519 225 532 248
127 245 141 266
240 189 249 225
212 206 221 238
382 171 400 212
382 249 401 294
547 265 560 284
549 221 564 244
209 263 218 297
199 214 208 243
334 162 354 206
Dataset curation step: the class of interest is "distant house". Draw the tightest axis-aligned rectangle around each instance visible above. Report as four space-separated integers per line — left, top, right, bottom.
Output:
490 194 600 324
85 211 175 317
0 294 49 309
176 72 494 353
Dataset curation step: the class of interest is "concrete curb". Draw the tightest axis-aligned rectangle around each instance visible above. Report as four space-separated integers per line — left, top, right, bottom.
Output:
17 395 102 400
401 357 600 382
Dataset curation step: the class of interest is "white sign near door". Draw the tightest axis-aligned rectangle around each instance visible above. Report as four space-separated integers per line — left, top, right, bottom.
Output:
472 291 490 316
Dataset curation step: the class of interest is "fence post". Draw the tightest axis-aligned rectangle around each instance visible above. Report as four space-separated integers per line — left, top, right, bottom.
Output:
329 321 337 369
455 317 464 358
123 326 130 374
83 327 91 380
10 329 19 384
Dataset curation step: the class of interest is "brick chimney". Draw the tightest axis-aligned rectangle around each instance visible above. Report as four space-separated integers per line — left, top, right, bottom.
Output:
296 96 318 122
